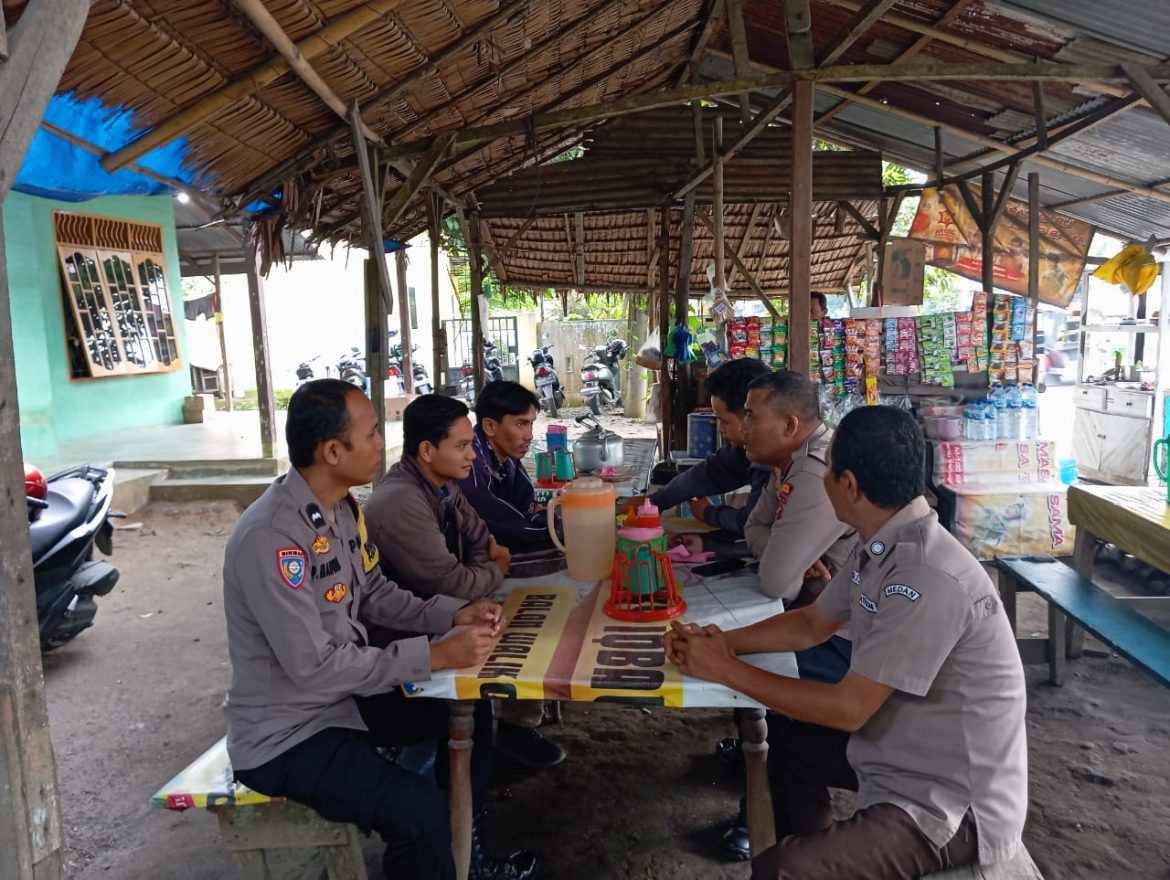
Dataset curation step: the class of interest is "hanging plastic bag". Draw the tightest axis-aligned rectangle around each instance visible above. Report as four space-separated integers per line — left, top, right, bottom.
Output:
1092 243 1160 295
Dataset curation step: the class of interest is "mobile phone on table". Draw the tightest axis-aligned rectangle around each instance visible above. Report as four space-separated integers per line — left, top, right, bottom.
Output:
693 558 747 578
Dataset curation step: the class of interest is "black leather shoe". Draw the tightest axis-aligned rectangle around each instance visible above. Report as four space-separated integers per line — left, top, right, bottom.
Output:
719 797 750 862
715 736 745 772
496 722 566 769
470 825 538 880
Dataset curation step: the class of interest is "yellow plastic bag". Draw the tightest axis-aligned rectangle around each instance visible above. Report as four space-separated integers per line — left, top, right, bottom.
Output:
1092 243 1160 294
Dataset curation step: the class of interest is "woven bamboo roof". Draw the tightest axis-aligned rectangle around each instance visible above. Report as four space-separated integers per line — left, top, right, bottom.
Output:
482 199 878 295
46 0 1170 266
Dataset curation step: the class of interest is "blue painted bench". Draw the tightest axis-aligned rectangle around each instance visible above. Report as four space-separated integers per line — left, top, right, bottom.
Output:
995 555 1170 688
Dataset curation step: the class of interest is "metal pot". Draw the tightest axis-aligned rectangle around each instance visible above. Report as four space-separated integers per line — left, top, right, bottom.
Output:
572 414 624 472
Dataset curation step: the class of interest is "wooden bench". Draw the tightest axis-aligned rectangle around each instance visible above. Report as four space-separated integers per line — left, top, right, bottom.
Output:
925 847 1043 878
151 737 368 880
996 555 1170 688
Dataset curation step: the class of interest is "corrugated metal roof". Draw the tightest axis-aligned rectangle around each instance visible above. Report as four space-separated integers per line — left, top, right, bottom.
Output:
997 0 1170 59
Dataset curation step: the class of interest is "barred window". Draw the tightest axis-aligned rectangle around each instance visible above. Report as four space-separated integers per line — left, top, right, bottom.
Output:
53 210 180 379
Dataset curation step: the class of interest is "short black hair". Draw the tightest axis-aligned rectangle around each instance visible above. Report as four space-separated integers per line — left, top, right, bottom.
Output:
404 394 469 457
747 369 819 423
286 379 358 468
830 406 925 509
704 358 772 413
811 291 828 313
475 380 539 424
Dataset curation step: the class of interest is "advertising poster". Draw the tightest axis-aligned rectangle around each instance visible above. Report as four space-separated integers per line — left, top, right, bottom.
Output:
906 184 1094 306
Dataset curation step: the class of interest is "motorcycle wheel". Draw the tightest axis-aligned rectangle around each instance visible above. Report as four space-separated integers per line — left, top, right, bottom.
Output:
545 390 559 418
587 394 601 416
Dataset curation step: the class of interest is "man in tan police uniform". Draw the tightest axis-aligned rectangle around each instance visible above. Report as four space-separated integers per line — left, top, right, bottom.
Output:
224 379 536 880
667 405 1027 878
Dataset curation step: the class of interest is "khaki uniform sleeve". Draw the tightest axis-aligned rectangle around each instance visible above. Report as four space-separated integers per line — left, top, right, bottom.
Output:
234 526 436 696
744 471 778 558
757 460 845 602
815 566 854 622
368 489 502 603
848 564 973 696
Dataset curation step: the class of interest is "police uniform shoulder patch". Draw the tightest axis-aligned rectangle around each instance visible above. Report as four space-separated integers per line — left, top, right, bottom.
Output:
276 547 307 589
884 583 921 602
324 583 348 603
312 535 330 555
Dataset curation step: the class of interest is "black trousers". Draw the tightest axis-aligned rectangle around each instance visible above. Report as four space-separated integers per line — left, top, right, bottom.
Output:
235 692 492 880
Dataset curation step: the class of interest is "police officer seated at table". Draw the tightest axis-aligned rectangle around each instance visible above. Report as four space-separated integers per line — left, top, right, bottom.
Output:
367 393 566 771
222 379 537 880
623 357 772 550
666 405 1028 879
459 380 554 553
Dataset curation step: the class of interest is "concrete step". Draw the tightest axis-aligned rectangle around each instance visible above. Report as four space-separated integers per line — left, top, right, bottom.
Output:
115 457 283 478
111 468 168 516
149 476 275 508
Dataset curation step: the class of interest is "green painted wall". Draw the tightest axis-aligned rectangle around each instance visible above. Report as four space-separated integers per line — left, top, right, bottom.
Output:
2 192 190 461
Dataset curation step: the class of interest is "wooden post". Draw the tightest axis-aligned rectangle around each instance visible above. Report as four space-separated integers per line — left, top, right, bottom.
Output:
351 100 394 312
447 701 476 880
0 5 89 873
658 206 673 456
713 116 726 294
244 231 278 460
626 298 649 419
468 212 486 395
365 257 388 480
395 250 414 394
1028 172 1041 392
789 80 814 377
213 254 233 411
427 192 446 391
981 170 996 294
737 707 777 856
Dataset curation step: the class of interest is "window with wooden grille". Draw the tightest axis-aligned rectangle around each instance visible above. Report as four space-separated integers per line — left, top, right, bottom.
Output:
53 211 181 379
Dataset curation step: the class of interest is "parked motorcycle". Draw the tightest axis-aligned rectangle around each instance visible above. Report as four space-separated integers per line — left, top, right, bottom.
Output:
460 362 476 403
389 340 433 395
337 346 368 391
483 339 504 385
579 338 628 416
295 355 321 387
25 463 122 651
528 344 564 417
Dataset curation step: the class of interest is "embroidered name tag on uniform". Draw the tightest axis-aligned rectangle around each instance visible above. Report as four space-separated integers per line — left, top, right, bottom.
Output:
858 593 878 613
277 547 307 589
312 535 330 555
884 584 921 602
324 583 348 603
311 558 341 579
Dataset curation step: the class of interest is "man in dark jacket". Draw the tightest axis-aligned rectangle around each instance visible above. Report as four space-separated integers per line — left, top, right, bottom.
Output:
456 382 566 769
625 358 772 542
459 381 554 553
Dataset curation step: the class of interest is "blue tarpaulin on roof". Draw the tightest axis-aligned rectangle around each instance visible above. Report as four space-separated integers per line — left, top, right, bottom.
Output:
14 93 205 202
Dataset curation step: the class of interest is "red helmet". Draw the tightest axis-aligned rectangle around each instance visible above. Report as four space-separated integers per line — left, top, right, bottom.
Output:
24 463 47 502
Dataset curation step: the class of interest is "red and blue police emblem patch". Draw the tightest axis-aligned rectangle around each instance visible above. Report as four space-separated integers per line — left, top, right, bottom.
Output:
276 547 307 589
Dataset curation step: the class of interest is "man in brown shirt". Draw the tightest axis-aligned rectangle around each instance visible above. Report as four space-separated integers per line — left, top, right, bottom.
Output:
667 405 1027 878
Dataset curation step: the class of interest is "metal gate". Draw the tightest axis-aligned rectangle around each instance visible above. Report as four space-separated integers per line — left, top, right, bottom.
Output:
442 316 520 387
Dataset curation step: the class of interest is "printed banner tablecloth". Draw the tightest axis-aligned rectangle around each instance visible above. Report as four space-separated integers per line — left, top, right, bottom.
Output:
406 567 797 708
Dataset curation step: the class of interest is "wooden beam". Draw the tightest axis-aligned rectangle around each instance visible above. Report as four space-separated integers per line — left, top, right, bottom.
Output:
1028 172 1040 384
725 0 753 124
101 0 404 173
699 214 781 318
713 116 726 292
1124 62 1170 133
244 229 278 458
230 0 380 142
563 214 575 286
838 200 879 239
1032 82 1049 150
790 80 814 374
785 0 815 70
382 134 454 230
498 216 536 260
727 202 765 289
351 109 394 316
213 254 233 411
468 211 486 394
364 255 387 477
476 205 509 284
394 249 413 394
1046 177 1170 211
574 212 586 289
817 0 898 67
988 160 1023 232
658 205 673 454
427 191 446 387
934 125 945 187
0 6 87 874
980 170 995 291
645 208 658 291
676 0 726 87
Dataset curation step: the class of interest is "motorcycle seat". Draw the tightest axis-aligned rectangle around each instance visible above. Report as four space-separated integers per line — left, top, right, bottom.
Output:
29 478 95 559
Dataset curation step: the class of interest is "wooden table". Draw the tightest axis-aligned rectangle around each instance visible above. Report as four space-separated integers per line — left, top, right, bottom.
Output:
1066 484 1170 653
412 566 795 880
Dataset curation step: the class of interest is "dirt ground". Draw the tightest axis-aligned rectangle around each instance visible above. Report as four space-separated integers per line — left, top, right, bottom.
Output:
43 500 1170 880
